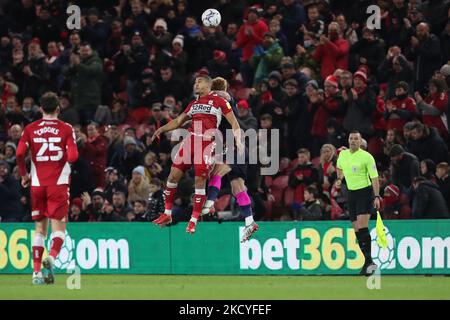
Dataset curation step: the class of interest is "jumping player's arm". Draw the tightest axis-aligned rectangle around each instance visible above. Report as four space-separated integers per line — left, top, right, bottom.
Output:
150 112 190 143
16 127 31 187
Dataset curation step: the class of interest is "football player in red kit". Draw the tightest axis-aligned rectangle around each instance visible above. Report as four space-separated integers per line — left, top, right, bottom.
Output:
151 74 244 234
16 92 79 285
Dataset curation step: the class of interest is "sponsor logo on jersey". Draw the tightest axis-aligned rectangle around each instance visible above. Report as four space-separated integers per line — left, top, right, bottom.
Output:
191 104 213 113
33 127 60 136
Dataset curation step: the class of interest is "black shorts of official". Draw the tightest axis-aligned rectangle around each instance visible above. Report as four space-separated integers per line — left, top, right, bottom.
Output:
347 186 374 222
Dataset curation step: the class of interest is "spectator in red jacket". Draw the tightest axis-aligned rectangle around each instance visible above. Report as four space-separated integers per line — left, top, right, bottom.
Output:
415 78 449 141
312 22 349 80
80 121 109 188
233 6 269 86
385 81 417 135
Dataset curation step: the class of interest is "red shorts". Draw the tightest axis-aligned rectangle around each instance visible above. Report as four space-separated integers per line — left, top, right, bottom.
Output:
172 134 216 178
31 185 70 222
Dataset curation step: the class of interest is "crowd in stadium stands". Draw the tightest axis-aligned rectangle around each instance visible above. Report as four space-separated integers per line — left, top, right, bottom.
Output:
1 0 450 223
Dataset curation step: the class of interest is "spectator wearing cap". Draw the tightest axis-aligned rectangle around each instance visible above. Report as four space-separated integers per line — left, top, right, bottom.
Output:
104 167 128 204
236 99 257 131
378 46 414 99
22 41 49 103
169 35 188 78
385 81 417 135
276 0 306 54
409 122 449 164
111 135 143 179
58 92 80 126
206 50 232 81
408 22 441 94
389 144 420 193
128 165 151 204
65 42 103 125
349 27 385 75
82 7 109 55
149 19 174 65
415 78 449 141
3 141 16 168
436 162 450 212
80 121 109 188
382 184 411 219
135 68 160 108
250 32 283 86
0 159 24 222
31 6 59 49
114 31 149 108
412 176 450 219
343 70 377 138
267 71 286 103
233 6 269 86
282 78 312 155
312 22 349 80
81 189 106 221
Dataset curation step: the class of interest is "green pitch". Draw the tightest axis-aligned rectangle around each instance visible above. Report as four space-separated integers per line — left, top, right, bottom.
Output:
1 275 450 300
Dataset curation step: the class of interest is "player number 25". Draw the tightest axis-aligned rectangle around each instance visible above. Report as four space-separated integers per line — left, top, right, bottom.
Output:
33 137 63 162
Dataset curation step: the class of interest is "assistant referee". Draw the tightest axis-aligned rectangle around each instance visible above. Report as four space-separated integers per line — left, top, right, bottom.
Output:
336 131 380 276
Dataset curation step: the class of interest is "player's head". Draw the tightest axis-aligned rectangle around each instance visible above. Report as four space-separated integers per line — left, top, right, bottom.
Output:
194 74 212 96
348 130 362 151
39 92 60 115
211 77 228 92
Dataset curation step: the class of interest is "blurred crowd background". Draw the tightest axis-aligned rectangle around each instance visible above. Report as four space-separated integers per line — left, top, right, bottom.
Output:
0 0 449 223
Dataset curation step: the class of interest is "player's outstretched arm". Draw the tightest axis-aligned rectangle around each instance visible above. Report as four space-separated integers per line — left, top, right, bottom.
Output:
224 111 244 155
150 112 189 143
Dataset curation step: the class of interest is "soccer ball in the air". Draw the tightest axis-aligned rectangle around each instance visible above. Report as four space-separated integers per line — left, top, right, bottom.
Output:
370 227 395 269
47 230 75 270
202 8 221 27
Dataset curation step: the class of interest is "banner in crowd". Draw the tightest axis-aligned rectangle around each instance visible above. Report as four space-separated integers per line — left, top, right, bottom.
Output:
0 220 449 274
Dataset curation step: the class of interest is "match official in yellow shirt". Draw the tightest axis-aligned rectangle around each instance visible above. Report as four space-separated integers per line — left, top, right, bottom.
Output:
336 131 380 276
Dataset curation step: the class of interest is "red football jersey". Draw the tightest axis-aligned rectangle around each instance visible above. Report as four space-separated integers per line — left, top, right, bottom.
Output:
16 117 79 187
183 92 232 134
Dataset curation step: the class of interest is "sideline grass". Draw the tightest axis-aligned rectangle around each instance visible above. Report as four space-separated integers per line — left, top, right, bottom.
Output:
1 275 450 300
